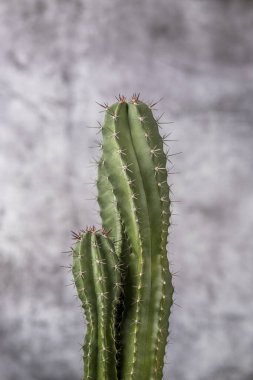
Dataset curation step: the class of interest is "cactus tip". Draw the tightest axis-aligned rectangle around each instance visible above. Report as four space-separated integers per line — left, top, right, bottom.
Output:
115 94 127 103
131 92 141 104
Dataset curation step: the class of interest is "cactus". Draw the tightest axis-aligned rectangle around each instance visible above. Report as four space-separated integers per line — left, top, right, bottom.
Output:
72 94 174 380
72 227 121 380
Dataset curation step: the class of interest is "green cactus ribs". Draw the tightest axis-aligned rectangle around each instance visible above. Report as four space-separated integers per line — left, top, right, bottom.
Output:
72 226 121 380
71 93 175 380
99 93 174 380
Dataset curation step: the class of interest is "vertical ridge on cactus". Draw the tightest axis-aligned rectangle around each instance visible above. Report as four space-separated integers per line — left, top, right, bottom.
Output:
71 95 174 380
97 157 122 257
72 229 120 380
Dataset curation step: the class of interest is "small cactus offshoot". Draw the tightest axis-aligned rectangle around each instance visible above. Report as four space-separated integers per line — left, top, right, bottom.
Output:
71 94 174 380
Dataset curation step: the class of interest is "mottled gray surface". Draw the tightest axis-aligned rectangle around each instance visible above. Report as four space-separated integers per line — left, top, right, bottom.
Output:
0 1 253 379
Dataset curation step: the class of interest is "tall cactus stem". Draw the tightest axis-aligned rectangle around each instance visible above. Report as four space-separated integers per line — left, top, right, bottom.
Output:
100 98 174 380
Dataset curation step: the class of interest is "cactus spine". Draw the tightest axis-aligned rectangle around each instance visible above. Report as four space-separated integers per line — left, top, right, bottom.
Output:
72 94 174 380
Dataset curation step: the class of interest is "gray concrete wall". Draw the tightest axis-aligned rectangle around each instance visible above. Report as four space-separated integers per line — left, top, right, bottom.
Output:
0 1 253 379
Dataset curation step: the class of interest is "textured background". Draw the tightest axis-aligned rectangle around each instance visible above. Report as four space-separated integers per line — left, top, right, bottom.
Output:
1 1 253 379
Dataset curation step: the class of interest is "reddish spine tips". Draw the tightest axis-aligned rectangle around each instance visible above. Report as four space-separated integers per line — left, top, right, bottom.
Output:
71 230 82 241
96 101 109 111
101 227 111 237
131 93 141 104
116 94 127 103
